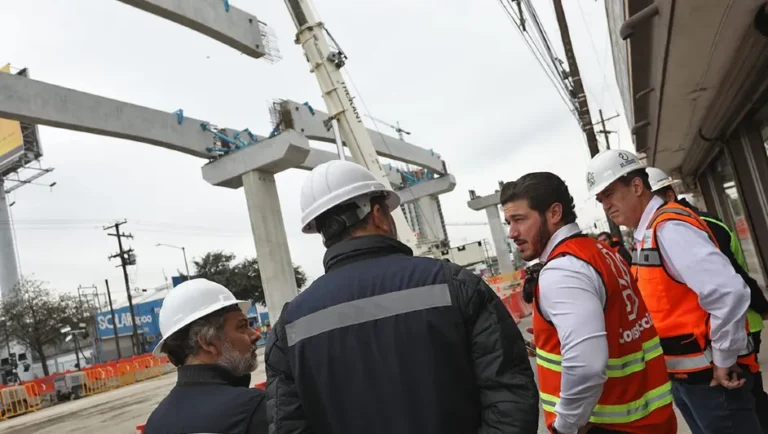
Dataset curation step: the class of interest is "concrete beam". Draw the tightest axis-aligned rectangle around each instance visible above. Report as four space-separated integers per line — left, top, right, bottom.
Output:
0 73 213 158
467 192 500 210
279 100 447 175
202 130 310 189
397 175 456 204
116 0 268 59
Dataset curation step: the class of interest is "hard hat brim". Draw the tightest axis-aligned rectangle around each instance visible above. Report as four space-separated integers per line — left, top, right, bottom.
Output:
651 178 681 192
152 299 251 358
302 189 401 234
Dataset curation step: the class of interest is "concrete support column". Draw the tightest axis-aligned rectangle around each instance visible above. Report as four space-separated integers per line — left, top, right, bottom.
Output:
242 170 298 324
485 205 513 274
0 181 20 297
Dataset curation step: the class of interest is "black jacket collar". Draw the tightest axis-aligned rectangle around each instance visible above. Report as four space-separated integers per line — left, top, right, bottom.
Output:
176 364 252 388
323 235 413 273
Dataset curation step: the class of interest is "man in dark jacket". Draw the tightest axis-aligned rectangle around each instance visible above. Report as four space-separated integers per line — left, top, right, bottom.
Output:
265 160 539 434
648 167 768 432
596 231 632 265
145 278 267 434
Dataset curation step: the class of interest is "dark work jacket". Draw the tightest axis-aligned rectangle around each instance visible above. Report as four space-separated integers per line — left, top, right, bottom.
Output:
678 198 768 314
145 364 267 434
265 235 539 434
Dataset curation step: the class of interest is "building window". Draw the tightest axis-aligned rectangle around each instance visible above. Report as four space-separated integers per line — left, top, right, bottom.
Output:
710 152 766 287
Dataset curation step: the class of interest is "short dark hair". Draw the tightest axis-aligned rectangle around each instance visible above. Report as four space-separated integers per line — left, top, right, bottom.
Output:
655 185 675 198
500 172 577 225
616 169 652 191
316 194 390 248
597 231 611 239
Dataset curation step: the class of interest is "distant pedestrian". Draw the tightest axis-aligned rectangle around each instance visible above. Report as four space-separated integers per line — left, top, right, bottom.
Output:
145 278 267 434
596 231 632 265
265 160 539 434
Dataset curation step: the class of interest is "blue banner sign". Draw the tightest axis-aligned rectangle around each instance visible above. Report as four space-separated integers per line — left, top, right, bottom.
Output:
96 299 164 339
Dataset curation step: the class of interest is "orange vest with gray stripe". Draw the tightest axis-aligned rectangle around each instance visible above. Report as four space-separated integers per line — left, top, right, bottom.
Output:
534 235 675 434
631 202 759 381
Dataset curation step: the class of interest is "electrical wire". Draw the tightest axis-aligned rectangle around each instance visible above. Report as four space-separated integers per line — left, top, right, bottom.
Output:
497 0 579 124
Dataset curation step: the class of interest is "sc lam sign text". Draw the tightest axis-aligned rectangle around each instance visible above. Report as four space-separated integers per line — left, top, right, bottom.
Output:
97 312 154 330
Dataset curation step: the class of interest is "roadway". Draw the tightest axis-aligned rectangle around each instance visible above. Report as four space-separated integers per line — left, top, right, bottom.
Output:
2 321 767 433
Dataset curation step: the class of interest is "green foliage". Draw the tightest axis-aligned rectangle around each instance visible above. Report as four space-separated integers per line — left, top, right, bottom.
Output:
180 251 307 306
0 277 82 376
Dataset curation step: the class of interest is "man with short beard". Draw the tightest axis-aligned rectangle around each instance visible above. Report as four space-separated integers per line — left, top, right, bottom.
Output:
501 172 676 434
145 278 267 434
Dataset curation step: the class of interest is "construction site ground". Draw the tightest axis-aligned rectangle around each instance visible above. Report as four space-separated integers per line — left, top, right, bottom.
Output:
2 321 767 433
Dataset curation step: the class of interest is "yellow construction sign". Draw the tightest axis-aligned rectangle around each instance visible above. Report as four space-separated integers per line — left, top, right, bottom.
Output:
0 63 23 168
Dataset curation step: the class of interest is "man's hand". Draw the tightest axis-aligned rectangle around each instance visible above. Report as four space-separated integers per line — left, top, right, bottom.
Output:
761 312 768 321
710 364 746 389
525 326 535 358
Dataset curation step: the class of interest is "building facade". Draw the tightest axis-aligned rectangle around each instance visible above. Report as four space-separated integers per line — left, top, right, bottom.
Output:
606 1 768 287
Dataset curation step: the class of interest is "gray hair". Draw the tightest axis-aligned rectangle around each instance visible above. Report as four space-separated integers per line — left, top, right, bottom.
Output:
162 305 238 366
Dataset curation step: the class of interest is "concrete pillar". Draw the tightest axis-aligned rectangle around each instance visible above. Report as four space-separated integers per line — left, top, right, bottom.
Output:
0 181 20 297
242 170 298 324
485 205 514 274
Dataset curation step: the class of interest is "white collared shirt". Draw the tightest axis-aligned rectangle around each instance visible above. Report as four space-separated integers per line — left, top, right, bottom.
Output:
537 222 608 434
633 196 750 367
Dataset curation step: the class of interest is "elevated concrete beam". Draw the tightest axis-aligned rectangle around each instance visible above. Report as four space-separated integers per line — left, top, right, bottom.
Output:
467 192 500 210
116 0 267 59
0 73 213 158
280 100 447 175
397 175 456 204
202 130 310 188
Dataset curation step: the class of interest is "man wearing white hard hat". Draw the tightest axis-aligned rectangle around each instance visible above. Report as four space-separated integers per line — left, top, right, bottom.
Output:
648 166 768 432
586 149 761 433
144 278 267 434
264 160 539 434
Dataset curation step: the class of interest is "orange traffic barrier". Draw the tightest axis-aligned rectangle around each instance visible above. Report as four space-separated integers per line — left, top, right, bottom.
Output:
501 288 532 322
21 384 41 411
0 385 32 418
254 381 266 390
136 423 146 433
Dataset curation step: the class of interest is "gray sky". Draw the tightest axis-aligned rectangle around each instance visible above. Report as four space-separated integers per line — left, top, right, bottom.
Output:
1 0 633 305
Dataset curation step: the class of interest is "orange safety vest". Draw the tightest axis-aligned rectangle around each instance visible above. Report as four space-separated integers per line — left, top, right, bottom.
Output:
534 235 675 434
631 202 759 381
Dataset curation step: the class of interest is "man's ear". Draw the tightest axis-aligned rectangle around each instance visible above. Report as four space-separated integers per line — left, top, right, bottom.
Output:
547 202 563 225
199 334 219 357
631 177 645 197
371 204 391 232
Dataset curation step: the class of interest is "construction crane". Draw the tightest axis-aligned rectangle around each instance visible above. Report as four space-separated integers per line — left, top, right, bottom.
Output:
364 114 411 141
283 0 419 250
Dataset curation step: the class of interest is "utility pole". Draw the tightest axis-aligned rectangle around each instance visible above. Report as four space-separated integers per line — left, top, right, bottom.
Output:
593 110 620 150
104 279 122 360
551 0 624 242
104 221 140 356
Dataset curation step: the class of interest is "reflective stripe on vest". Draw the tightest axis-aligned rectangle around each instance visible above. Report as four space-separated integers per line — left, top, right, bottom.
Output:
536 336 664 378
540 381 674 425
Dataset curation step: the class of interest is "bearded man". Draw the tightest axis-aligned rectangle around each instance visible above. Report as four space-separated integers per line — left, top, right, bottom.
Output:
145 278 267 434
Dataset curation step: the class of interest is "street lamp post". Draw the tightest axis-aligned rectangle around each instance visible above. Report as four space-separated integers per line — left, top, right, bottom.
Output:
155 243 191 278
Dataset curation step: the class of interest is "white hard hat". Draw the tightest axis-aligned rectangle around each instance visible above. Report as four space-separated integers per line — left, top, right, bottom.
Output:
153 278 251 358
586 149 646 197
646 167 681 192
300 160 400 233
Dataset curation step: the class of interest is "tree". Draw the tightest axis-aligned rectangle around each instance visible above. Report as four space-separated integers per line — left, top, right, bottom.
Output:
0 277 81 376
180 251 307 306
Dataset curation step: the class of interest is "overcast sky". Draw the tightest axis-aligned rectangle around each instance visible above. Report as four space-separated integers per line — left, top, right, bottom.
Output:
1 0 633 306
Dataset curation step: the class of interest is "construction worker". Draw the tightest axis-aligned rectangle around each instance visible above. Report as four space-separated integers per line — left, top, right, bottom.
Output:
503 172 675 434
586 149 762 434
265 160 539 434
596 231 632 265
647 166 768 432
145 279 267 434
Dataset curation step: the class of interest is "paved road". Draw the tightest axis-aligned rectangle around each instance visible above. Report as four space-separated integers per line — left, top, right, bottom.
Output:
2 322 766 433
